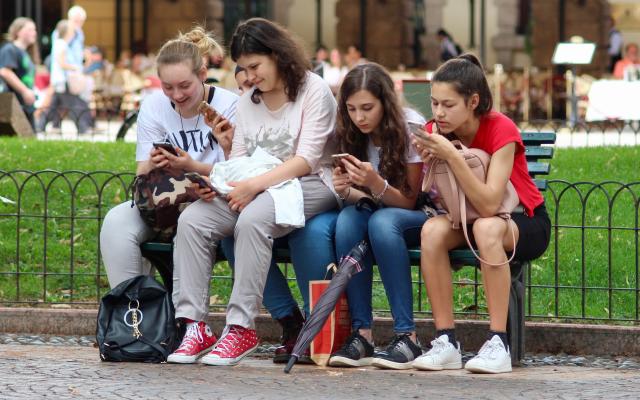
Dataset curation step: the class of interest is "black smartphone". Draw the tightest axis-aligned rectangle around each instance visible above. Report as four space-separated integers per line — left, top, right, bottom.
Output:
153 142 178 156
186 174 218 194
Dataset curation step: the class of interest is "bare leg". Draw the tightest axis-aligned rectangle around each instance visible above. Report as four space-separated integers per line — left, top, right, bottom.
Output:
473 217 520 331
420 215 465 330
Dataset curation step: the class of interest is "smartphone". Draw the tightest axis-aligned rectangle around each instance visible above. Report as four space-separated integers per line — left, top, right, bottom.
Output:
408 122 429 141
198 101 220 121
153 142 178 156
186 174 218 194
331 153 350 172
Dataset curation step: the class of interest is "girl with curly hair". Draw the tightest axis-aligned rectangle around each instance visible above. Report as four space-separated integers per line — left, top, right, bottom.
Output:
328 62 430 370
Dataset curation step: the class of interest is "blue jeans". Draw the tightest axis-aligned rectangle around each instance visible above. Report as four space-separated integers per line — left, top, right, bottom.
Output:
221 210 338 319
335 205 427 333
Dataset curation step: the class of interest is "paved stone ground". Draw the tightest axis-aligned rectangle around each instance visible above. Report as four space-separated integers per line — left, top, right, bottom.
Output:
1 335 639 399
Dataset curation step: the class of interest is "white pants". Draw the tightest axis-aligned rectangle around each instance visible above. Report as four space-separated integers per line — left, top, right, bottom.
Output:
100 201 156 288
173 175 337 328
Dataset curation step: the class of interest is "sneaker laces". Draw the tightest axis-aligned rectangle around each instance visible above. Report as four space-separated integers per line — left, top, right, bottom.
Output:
387 333 411 351
177 323 204 351
476 339 503 360
215 326 242 354
426 336 449 355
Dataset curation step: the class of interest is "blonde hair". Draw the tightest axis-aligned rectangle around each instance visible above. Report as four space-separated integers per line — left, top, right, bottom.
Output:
56 19 70 40
156 26 224 74
7 17 40 64
68 5 87 21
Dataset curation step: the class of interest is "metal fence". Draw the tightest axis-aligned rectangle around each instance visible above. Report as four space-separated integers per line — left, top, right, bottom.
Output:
1 170 639 323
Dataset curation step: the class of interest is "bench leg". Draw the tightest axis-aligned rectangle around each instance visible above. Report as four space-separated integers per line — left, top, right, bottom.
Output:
141 247 174 294
507 260 527 366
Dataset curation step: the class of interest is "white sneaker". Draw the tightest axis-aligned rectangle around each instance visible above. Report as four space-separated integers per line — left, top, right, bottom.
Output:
412 334 462 371
464 335 512 374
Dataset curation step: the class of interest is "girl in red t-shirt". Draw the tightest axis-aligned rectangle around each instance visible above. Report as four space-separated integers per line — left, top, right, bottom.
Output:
411 54 550 374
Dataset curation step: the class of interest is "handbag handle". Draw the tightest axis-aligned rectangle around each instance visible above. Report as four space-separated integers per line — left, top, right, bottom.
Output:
456 169 517 266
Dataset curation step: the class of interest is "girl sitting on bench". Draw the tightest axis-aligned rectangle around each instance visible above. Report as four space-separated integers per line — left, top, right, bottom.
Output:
412 54 550 374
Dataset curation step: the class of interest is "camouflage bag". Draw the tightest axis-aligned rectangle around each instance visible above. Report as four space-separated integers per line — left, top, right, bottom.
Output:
132 168 202 242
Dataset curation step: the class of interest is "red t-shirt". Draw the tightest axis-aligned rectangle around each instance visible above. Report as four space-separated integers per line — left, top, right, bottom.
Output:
426 111 543 216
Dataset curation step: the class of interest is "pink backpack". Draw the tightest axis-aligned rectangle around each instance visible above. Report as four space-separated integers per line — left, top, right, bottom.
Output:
422 140 520 265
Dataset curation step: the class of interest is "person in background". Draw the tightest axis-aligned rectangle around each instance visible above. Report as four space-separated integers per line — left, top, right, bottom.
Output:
345 44 367 69
608 17 624 74
613 43 639 80
323 48 348 95
233 65 252 94
437 29 460 63
45 5 93 134
0 17 40 129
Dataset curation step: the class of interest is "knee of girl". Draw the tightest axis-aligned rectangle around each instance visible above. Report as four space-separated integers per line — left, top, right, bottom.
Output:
176 206 200 233
421 219 447 248
368 211 399 237
472 218 505 249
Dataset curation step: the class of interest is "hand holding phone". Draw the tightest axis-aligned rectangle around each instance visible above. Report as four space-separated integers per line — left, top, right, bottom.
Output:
198 101 220 122
331 153 350 172
409 122 429 141
153 142 178 156
186 174 218 194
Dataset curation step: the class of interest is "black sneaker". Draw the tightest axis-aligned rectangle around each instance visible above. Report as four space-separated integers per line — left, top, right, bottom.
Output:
371 333 422 370
328 332 375 367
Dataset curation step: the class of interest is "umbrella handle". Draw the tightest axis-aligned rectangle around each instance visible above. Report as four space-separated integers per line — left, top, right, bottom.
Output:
284 355 298 374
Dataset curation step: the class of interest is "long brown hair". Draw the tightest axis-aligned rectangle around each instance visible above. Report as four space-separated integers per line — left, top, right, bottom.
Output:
229 18 310 104
336 63 410 194
8 17 40 65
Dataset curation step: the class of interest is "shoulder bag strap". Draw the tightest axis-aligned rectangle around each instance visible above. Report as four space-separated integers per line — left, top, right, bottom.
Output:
459 188 517 266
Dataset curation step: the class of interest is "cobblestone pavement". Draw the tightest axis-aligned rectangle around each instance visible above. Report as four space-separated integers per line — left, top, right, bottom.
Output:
1 335 639 399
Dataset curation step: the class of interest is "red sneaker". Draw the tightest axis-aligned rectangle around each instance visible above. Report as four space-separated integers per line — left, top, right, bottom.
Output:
167 321 217 364
200 325 259 366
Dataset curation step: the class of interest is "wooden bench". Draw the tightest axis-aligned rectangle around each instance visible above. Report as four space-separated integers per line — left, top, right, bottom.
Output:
140 130 556 365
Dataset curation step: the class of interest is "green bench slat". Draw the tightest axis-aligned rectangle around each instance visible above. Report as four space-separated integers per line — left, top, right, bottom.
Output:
141 242 479 267
525 146 554 160
521 131 556 145
142 242 172 252
527 162 550 176
534 179 548 191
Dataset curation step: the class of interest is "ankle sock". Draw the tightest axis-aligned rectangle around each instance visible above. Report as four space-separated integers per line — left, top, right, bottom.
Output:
436 329 457 347
489 330 509 350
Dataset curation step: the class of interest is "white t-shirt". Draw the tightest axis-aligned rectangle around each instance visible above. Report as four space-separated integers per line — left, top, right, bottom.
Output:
50 38 69 91
136 86 238 165
366 108 425 171
230 71 337 174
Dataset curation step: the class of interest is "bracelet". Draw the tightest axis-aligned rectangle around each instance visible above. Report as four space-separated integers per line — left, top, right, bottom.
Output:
372 179 389 201
338 187 351 201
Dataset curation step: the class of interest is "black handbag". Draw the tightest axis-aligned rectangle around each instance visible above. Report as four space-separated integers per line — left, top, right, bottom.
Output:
96 275 178 362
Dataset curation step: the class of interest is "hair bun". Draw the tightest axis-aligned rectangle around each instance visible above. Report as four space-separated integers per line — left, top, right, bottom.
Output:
179 26 224 59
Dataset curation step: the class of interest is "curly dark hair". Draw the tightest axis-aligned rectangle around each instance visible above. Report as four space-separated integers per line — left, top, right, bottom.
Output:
229 18 311 104
336 63 411 194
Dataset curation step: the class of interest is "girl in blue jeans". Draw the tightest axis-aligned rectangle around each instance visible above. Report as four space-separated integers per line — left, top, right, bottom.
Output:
327 63 430 370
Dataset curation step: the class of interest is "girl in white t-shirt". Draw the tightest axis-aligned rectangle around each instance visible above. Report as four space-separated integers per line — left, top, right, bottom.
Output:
169 18 338 367
327 63 429 370
100 27 237 289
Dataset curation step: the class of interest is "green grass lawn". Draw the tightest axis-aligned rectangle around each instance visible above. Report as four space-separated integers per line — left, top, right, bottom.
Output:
1 137 639 323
